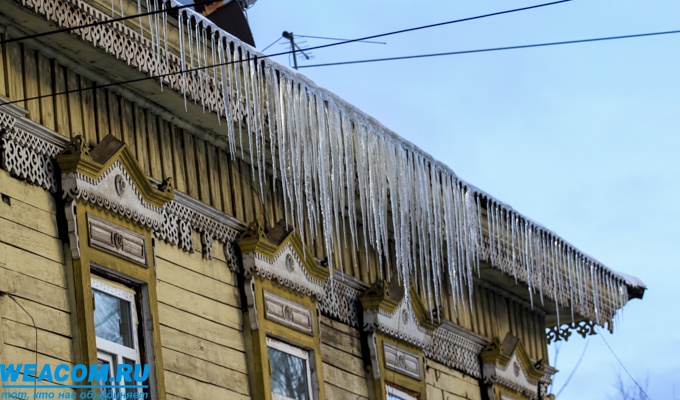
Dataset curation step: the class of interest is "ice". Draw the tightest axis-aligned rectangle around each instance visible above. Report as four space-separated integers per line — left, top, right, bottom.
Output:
127 1 647 328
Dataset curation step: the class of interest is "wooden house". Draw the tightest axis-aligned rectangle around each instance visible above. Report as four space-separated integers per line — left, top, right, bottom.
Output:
0 0 645 399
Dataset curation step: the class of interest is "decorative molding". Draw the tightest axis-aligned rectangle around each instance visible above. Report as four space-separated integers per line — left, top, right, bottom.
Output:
158 190 243 260
545 320 603 343
0 100 66 192
383 342 422 380
61 160 166 230
362 283 486 379
317 272 366 328
426 322 486 379
481 334 546 400
263 291 314 336
20 0 243 125
363 289 431 350
238 221 330 299
87 214 147 266
65 199 80 259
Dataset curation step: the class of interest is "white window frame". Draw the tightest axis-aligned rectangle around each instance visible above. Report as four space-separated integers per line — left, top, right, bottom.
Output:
266 336 314 400
386 385 419 400
92 276 142 396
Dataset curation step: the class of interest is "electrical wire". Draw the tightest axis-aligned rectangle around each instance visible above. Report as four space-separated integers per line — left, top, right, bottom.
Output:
554 340 589 398
294 34 386 45
0 0 220 45
598 329 652 400
0 0 575 106
299 28 680 68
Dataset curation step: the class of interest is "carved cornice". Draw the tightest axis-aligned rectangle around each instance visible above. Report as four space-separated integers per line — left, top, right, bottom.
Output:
545 319 604 343
0 98 65 192
159 191 243 260
58 135 173 208
362 286 431 349
238 221 330 299
317 272 365 328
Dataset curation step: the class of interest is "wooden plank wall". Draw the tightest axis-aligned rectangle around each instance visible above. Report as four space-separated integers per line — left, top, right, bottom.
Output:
426 360 482 400
319 316 369 400
0 169 76 394
440 283 548 361
0 31 550 365
155 238 250 399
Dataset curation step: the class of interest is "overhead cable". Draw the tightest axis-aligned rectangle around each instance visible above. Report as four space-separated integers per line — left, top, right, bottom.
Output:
0 0 574 106
299 28 680 68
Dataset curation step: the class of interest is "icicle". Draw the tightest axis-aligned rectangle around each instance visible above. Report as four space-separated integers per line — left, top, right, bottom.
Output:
137 0 143 37
177 11 187 109
133 11 637 328
162 0 169 87
211 33 218 119
145 0 155 71
198 23 206 111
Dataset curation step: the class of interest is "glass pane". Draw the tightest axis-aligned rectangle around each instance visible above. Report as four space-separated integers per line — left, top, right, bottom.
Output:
94 289 134 347
268 346 309 400
97 354 114 398
122 357 139 395
386 386 418 400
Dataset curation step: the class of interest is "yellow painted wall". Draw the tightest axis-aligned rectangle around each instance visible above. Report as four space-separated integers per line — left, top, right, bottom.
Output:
0 169 76 395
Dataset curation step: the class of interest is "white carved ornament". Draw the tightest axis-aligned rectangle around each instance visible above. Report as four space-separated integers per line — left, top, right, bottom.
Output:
62 161 165 230
241 243 326 299
483 352 539 400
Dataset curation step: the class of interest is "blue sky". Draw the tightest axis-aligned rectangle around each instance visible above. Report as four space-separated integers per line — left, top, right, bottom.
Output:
247 1 680 398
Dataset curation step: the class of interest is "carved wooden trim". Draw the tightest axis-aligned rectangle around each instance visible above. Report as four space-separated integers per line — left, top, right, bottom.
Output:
263 291 314 336
87 214 147 266
383 342 422 380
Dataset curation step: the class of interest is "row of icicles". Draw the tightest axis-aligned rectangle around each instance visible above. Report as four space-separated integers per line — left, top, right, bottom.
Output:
95 0 632 328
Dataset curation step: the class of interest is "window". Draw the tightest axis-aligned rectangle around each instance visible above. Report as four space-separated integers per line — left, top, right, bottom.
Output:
386 385 419 400
92 277 142 397
266 337 314 400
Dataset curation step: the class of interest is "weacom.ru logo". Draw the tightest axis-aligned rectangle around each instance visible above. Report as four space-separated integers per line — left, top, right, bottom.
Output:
0 364 149 399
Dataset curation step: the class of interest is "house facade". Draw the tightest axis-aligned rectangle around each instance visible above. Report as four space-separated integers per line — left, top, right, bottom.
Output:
0 0 644 399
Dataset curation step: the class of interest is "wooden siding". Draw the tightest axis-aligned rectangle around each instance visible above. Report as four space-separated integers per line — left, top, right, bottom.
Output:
0 169 76 393
155 239 249 399
426 360 482 400
320 316 369 400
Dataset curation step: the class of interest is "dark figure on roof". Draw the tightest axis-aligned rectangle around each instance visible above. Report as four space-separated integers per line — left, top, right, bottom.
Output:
194 0 256 47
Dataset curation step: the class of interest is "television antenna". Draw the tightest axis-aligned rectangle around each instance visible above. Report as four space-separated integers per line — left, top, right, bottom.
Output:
276 31 386 69
282 31 311 70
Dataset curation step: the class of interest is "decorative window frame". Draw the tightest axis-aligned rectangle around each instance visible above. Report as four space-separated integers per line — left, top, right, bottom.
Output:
57 134 173 400
361 283 436 400
237 221 330 400
481 333 548 400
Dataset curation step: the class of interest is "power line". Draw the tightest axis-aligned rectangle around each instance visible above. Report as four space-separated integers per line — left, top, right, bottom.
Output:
295 0 573 50
599 329 652 400
0 0 573 106
295 34 386 45
554 340 589 398
3 0 572 49
299 28 680 68
0 0 219 45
